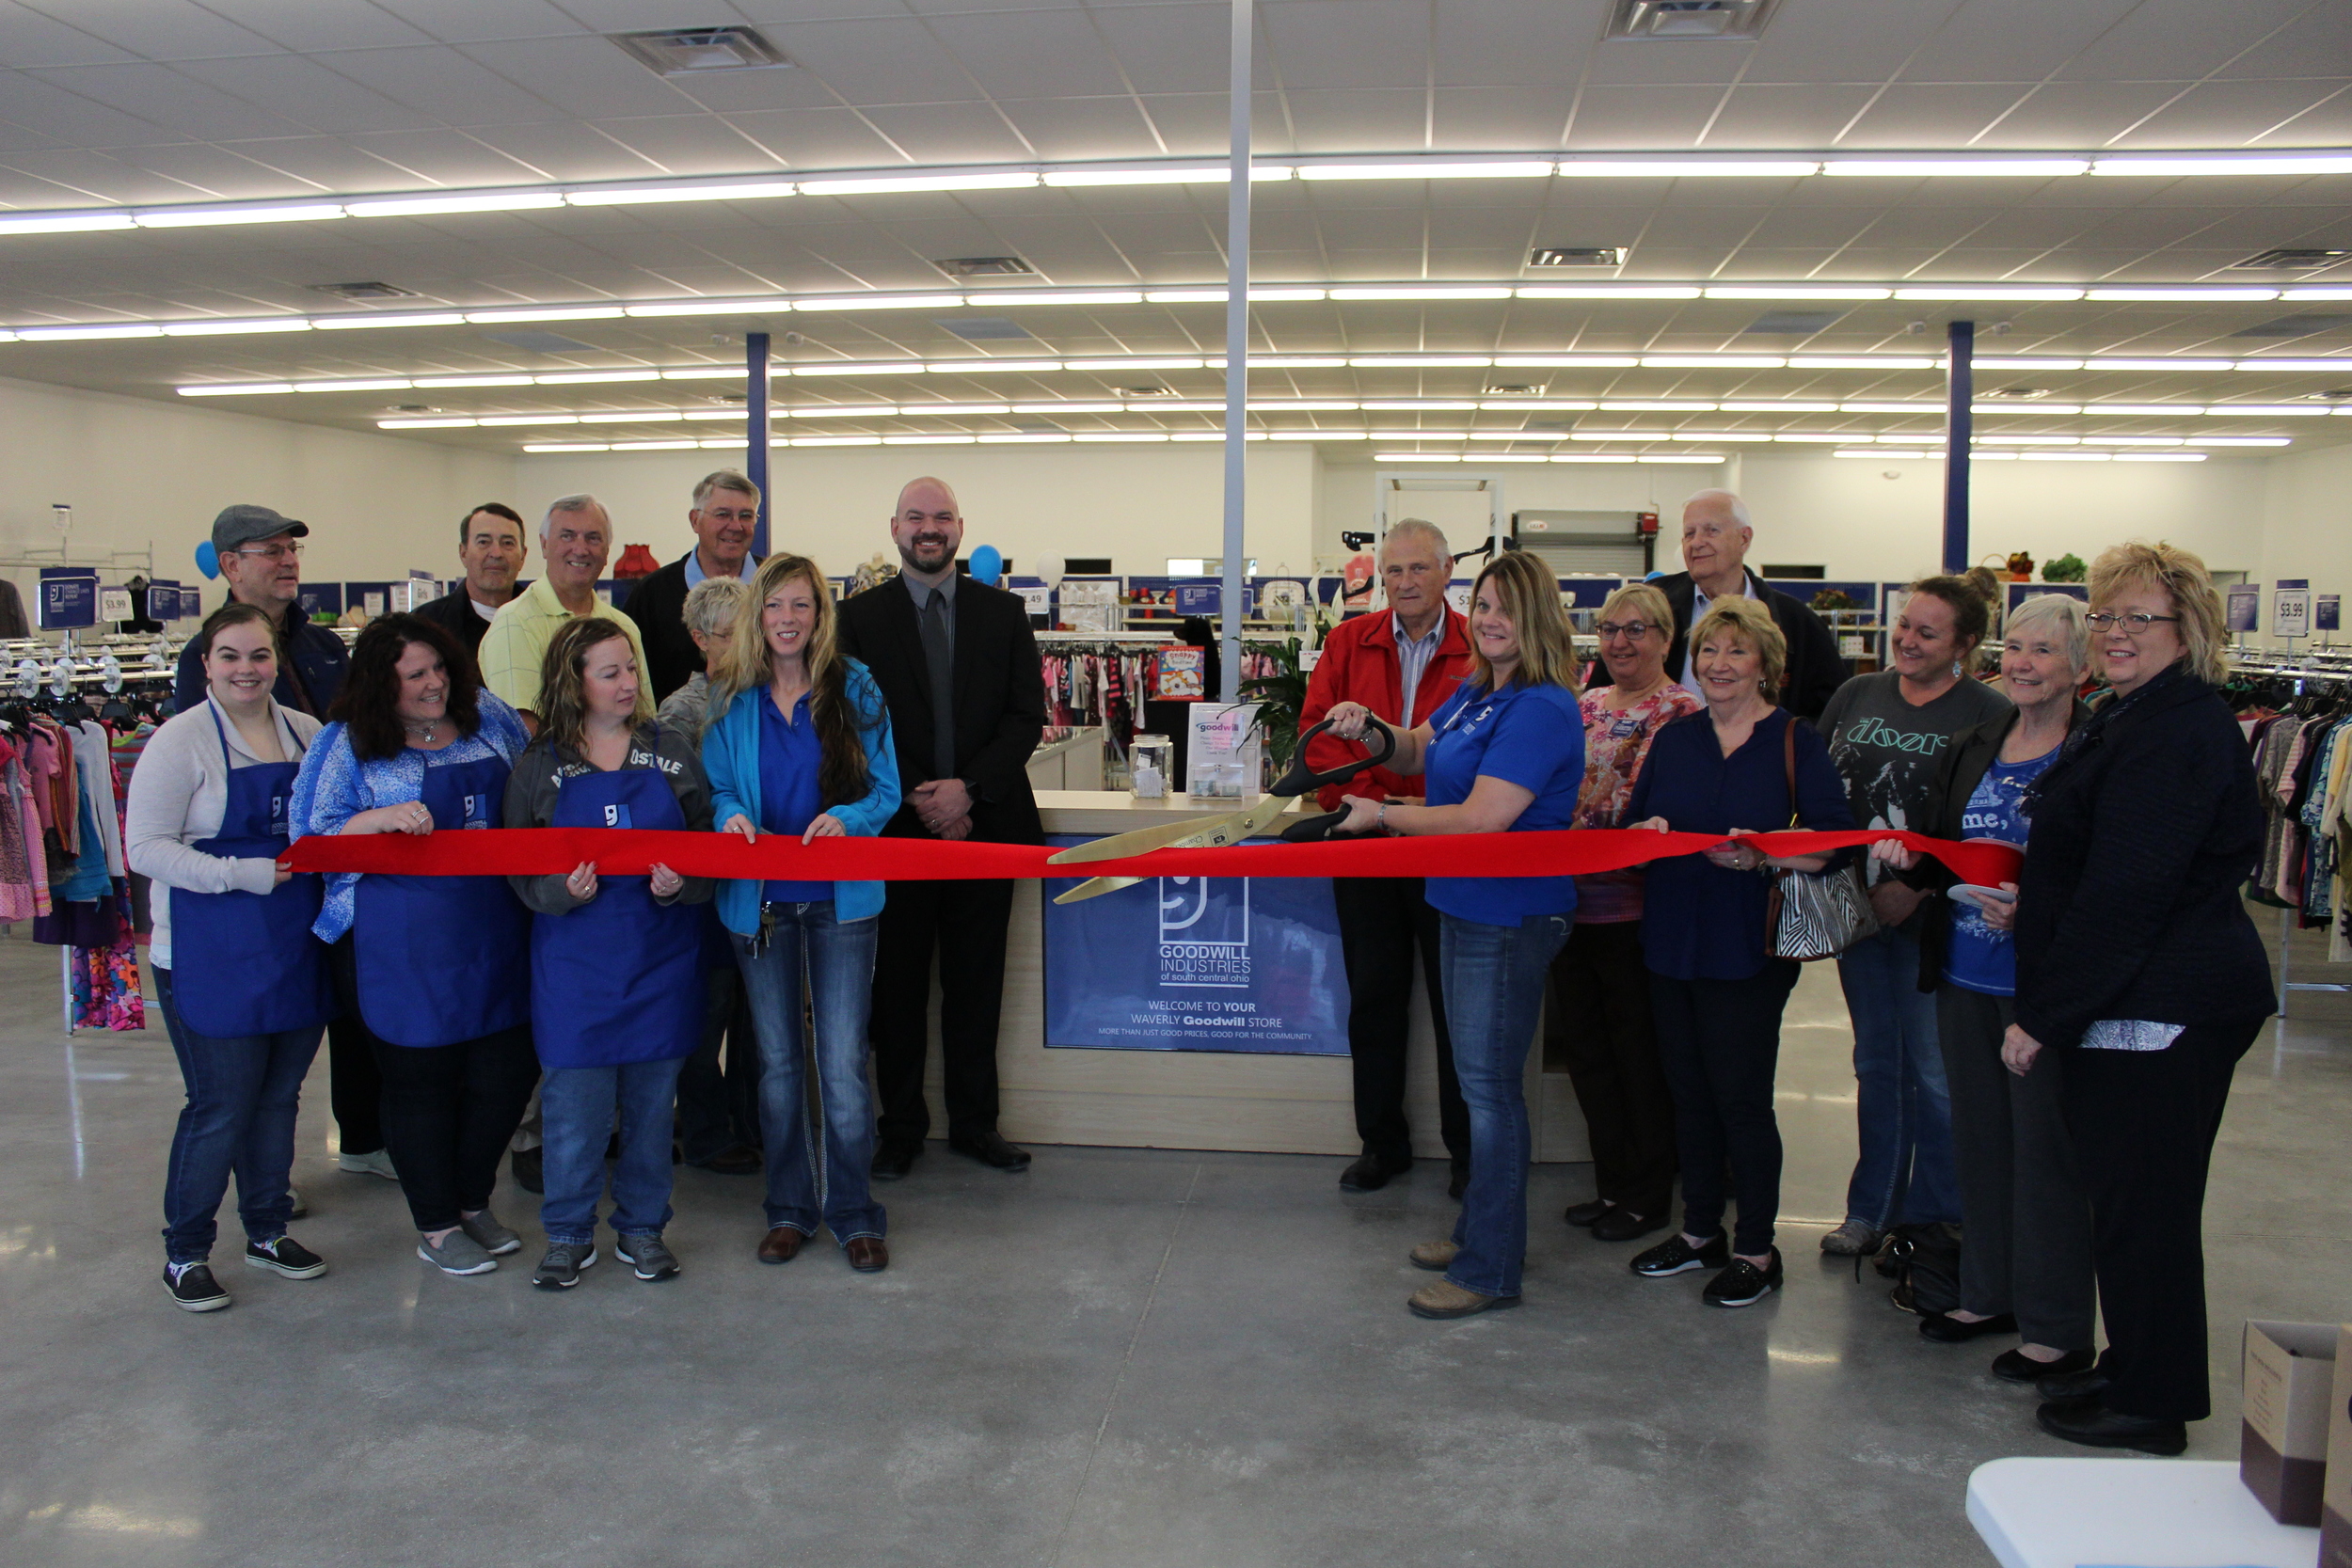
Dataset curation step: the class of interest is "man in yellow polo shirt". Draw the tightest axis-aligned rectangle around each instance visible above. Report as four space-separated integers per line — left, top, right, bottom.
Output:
479 493 647 734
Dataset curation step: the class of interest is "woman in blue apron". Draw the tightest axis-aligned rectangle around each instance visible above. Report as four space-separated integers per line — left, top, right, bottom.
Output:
502 618 712 1290
126 603 336 1312
290 614 538 1278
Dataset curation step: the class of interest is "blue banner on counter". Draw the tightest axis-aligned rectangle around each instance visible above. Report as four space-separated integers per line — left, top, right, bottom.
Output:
1041 835 1348 1055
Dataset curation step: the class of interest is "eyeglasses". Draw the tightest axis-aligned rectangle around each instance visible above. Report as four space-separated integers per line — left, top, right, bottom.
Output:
2085 611 2180 633
232 543 303 562
1596 620 1658 641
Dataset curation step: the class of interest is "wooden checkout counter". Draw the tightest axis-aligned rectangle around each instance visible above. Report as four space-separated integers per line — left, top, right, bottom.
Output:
910 731 1595 1164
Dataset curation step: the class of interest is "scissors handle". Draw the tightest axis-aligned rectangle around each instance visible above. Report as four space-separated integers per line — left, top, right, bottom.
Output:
1271 715 1396 798
1279 809 1353 843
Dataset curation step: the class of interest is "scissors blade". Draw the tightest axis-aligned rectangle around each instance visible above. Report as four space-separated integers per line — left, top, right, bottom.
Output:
1047 793 1296 898
1052 874 1146 906
1044 810 1253 865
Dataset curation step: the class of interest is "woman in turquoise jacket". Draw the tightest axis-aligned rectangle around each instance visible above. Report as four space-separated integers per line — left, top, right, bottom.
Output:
702 553 900 1274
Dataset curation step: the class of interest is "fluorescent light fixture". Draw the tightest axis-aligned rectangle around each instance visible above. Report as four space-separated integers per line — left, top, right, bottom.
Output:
794 293 966 311
882 434 980 445
796 173 1036 196
1515 286 1702 300
1136 288 1326 305
294 378 413 392
2207 404 2332 416
0 212 133 235
2090 404 2206 415
2081 357 2233 371
1599 399 1719 411
1328 287 1514 301
565 179 797 207
1148 401 1226 411
1076 432 1170 442
1639 454 1726 463
179 383 294 396
2281 288 2352 301
2090 436 2185 445
1791 356 1940 371
660 366 741 380
1369 430 1472 441
1480 453 1554 463
480 414 577 427
1822 159 2089 178
524 443 609 452
2019 451 2111 461
1349 356 1494 368
580 411 684 423
1461 431 1553 441
785 404 897 418
791 436 886 447
626 297 796 317
1361 399 1480 410
1976 435 2080 445
2091 154 2352 177
138 202 346 229
924 360 1063 374
1772 433 1855 443
978 433 1074 443
1894 287 2084 301
1300 161 1553 181
539 370 660 385
1642 355 1786 368
1549 454 1639 464
1703 286 1892 300
1553 160 1819 178
344 191 564 217
1480 400 1595 410
612 439 700 451
159 318 311 336
1974 403 2084 415
1262 400 1361 411
2235 358 2352 371
1113 357 1210 370
1722 399 1836 411
906 403 1012 415
1840 401 1944 412
1013 402 1125 414
1240 356 1345 371
16 323 161 341
2183 436 2292 446
1042 166 1230 187
312 311 466 330
465 306 625 324
1838 448 1935 459
1266 430 1371 440
1494 356 1643 368
377 417 476 429
984 291 1143 307
2086 288 2278 302
1376 452 1464 461
790 361 927 375
1976 357 2087 370
1567 430 1675 441
1673 432 1779 442
2114 451 2206 461
414 374 534 388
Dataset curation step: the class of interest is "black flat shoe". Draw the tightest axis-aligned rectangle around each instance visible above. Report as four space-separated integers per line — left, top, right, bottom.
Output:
1562 1198 1612 1227
1339 1154 1410 1193
2037 1364 2111 1402
1590 1207 1667 1243
1919 1310 2018 1343
1631 1231 1729 1278
869 1142 920 1180
1446 1164 1469 1201
1992 1346 2095 1384
2035 1399 2186 1456
949 1129 1032 1171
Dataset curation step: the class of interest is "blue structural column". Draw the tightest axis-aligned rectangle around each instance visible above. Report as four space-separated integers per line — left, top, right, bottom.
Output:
746 330 771 559
1217 0 1252 703
1943 319 1973 575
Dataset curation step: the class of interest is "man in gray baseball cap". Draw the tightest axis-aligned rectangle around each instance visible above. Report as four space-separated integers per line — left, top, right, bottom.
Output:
174 502 349 718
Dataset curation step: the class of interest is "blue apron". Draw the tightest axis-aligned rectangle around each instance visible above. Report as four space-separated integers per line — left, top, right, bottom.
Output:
168 705 337 1038
528 752 702 1069
352 749 532 1049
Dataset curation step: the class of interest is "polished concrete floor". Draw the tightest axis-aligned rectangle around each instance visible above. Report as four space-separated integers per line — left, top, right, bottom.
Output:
0 921 2345 1568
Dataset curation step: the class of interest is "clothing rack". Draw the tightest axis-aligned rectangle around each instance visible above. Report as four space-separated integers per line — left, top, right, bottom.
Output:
2230 653 2352 1016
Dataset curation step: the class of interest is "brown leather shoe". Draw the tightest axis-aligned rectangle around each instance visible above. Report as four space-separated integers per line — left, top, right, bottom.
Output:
756 1227 805 1265
845 1236 889 1273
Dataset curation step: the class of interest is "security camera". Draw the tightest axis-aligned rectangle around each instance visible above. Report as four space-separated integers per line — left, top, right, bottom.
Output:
1903 321 1931 336
783 331 803 346
1342 531 1375 549
1987 321 2013 336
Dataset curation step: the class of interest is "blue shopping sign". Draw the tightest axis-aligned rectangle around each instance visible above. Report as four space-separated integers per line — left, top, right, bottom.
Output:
39 568 100 630
1173 582 1222 615
1041 836 1348 1054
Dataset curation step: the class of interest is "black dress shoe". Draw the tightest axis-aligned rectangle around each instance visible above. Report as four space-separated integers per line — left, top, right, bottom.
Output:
870 1142 920 1180
1590 1207 1667 1243
1446 1164 1469 1201
1339 1154 1409 1193
1992 1346 2094 1385
1919 1310 2018 1343
2035 1399 2187 1456
1562 1198 1612 1227
949 1129 1031 1171
512 1146 543 1196
2037 1364 2111 1402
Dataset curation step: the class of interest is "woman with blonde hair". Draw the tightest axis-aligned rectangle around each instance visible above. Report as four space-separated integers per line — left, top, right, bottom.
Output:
502 617 713 1289
2000 542 2271 1455
1323 548 1588 1319
701 554 901 1274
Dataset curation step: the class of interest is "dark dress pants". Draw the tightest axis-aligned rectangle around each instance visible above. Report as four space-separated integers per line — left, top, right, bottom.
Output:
1649 961 1800 1257
1333 876 1466 1169
1549 919 1677 1217
675 963 763 1163
2063 1016 2264 1423
870 878 1015 1148
325 1013 386 1157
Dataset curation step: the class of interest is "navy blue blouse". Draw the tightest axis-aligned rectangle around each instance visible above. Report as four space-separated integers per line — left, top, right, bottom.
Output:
1627 707 1854 981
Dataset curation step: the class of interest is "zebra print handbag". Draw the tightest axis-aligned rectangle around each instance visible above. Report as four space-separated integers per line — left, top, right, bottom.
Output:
1766 720 1881 962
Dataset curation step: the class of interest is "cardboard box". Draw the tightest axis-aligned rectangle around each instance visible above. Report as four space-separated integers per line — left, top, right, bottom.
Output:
2325 1325 2352 1568
2243 1320 2340 1527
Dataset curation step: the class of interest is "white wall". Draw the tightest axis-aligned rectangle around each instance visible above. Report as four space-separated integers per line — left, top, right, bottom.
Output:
2258 444 2352 644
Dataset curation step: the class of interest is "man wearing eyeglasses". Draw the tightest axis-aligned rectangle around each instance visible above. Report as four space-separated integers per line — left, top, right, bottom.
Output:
1295 517 1475 1199
173 503 350 717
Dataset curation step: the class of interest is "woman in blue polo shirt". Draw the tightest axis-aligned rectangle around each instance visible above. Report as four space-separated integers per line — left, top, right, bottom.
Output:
1324 549 1586 1321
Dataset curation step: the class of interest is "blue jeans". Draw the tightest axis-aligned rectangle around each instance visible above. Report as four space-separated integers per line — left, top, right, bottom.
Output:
734 901 884 1242
1439 911 1572 1299
153 966 324 1265
538 1056 686 1244
1836 926 1962 1229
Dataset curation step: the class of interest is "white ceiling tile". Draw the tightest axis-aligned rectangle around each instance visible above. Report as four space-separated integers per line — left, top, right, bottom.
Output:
586 115 780 177
1965 81 2185 148
1832 84 2032 149
1740 0 1962 83
654 64 845 116
363 0 591 45
0 67 182 149
24 0 282 57
169 54 445 137
2256 91 2352 146
204 133 437 193
24 63 305 141
1432 0 1594 90
923 10 1133 99
854 101 1036 163
1430 87 1577 150
532 0 754 28
1279 89 1430 153
1561 85 1726 150
721 106 912 169
1702 84 1883 147
995 97 1162 162
103 139 327 201
2110 80 2352 150
198 0 436 51
338 127 549 187
0 0 135 66
0 147 215 205
1127 93 1232 157
457 34 706 119
1087 7 1231 96
1578 38 1761 88
759 17 992 106
462 120 666 182
1263 0 1428 92
2055 0 2315 81
308 45 571 126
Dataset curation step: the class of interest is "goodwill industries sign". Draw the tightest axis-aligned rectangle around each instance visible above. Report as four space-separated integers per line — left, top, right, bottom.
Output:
1042 839 1348 1055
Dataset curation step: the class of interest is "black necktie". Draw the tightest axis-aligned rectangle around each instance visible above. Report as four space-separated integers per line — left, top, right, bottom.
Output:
919 592 956 781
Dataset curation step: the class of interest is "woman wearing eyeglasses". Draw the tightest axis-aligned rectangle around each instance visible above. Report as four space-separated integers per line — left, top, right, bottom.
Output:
1551 582 1700 1246
2001 542 2272 1456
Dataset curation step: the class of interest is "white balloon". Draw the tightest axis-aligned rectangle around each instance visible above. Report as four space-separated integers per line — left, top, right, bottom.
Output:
1036 555 1064 590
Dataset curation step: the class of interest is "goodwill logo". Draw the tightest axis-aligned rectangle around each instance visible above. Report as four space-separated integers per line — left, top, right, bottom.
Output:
1157 875 1249 987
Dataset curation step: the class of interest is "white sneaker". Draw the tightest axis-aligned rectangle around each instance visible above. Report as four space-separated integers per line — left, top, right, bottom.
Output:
338 1148 399 1180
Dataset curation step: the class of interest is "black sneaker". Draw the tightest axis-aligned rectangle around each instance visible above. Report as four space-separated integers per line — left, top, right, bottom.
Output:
165 1261 230 1312
244 1236 327 1279
1631 1231 1729 1277
1703 1248 1785 1308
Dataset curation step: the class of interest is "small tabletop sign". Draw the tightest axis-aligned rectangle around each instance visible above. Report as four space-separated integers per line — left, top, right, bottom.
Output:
2274 579 2311 640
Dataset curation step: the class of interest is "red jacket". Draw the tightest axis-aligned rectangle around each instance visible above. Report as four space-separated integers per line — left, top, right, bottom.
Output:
1297 608 1473 809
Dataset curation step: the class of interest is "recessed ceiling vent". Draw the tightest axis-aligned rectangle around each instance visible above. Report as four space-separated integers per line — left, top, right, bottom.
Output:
1605 0 1781 41
1484 383 1548 395
935 256 1037 278
1529 246 1626 267
610 26 790 75
1980 386 2050 401
2231 248 2352 270
308 281 417 301
1117 385 1173 397
1744 309 1844 335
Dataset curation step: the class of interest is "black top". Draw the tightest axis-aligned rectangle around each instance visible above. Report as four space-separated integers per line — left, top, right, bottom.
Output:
1589 568 1848 721
835 575 1047 846
412 586 496 665
2011 666 2274 1050
173 598 349 718
615 554 715 706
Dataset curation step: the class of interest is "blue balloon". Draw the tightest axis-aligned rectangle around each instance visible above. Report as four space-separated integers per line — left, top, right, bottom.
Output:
195 540 220 579
969 544 1002 587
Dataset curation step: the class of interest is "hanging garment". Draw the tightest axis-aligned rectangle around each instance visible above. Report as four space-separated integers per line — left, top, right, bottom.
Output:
70 880 144 1032
0 735 35 923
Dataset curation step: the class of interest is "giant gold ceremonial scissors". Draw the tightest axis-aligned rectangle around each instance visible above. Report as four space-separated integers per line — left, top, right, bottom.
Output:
1046 716 1396 904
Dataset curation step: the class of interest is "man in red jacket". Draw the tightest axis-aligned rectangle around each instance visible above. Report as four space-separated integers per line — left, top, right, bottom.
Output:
1297 519 1475 1196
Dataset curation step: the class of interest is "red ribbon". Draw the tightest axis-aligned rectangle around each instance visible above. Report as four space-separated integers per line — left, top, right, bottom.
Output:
285 827 2020 888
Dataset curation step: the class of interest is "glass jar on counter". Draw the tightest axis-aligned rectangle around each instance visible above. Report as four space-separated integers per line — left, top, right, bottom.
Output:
1129 733 1173 800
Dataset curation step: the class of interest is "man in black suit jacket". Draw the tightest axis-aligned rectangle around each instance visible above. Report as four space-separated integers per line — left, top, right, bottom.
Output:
835 476 1046 1179
618 470 762 703
413 502 528 666
1588 489 1849 721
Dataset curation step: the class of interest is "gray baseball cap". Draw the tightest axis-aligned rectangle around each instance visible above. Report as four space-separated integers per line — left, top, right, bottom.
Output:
212 503 310 554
